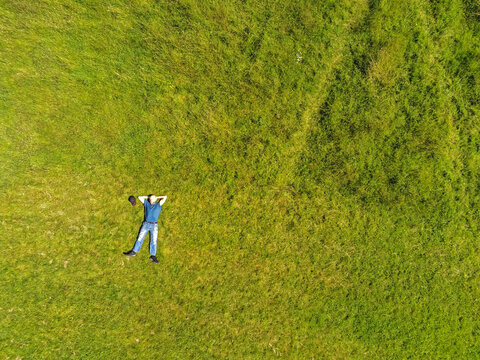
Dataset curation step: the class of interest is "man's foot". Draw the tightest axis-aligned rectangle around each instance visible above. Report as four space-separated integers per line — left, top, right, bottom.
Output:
150 255 159 264
123 250 136 257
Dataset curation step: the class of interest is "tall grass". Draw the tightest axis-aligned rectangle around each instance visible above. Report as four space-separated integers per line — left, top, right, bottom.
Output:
1 0 479 358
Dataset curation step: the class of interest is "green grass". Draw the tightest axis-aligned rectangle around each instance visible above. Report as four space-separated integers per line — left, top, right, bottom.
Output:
1 0 479 358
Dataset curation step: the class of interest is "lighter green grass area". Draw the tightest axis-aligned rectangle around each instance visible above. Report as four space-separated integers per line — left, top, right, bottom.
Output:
1 0 480 358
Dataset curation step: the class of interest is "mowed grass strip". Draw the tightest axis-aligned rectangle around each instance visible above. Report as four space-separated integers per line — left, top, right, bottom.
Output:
1 0 480 358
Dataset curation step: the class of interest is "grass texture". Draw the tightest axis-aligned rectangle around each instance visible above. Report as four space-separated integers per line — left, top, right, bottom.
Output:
1 0 479 358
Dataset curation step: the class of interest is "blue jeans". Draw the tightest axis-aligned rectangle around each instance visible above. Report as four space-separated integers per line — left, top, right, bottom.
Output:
133 222 158 255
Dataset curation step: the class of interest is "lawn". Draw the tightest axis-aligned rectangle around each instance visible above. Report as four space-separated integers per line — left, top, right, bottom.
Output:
1 0 479 358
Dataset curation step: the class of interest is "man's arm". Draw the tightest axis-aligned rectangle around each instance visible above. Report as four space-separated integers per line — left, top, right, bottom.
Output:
138 196 148 204
158 196 167 206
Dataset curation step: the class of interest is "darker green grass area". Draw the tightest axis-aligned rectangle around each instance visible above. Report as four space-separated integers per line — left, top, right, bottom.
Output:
1 0 480 358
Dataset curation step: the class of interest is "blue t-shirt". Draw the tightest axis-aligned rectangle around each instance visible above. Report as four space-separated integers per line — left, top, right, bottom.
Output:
144 201 162 222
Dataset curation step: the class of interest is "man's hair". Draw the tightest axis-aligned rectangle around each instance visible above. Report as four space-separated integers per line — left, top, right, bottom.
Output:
148 194 154 201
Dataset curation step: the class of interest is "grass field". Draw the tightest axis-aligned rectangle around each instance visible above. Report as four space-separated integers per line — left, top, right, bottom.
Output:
1 0 479 358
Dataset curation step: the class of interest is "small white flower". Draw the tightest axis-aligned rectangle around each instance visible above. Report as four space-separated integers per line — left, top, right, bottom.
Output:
296 52 303 63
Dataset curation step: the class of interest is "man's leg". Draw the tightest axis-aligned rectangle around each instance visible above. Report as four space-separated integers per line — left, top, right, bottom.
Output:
133 223 149 253
149 225 158 256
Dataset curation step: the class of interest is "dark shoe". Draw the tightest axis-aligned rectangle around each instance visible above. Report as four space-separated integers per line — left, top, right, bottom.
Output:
150 255 159 264
123 250 136 257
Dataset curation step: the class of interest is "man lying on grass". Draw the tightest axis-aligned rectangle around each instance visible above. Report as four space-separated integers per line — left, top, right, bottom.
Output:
124 194 167 264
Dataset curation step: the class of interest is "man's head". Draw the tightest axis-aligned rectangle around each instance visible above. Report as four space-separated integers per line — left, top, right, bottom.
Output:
148 194 156 204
